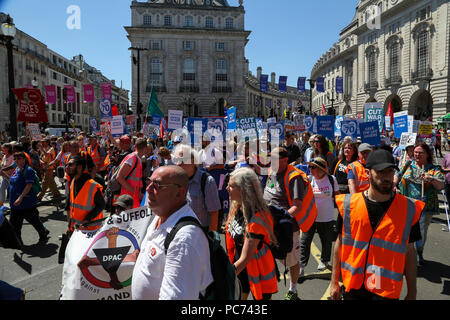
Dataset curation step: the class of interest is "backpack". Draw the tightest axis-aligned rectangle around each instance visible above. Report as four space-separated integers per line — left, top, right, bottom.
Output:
164 216 240 300
267 204 294 260
21 166 42 195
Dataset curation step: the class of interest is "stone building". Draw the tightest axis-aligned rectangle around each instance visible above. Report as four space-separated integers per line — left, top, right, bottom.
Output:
311 0 450 122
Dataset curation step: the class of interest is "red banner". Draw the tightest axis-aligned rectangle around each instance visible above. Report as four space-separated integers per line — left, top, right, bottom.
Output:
13 88 49 123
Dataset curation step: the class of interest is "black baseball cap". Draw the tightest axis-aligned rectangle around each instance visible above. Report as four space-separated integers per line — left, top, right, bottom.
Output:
365 149 399 171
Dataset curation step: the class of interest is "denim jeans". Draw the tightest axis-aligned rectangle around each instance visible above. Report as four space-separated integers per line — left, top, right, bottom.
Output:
415 211 434 253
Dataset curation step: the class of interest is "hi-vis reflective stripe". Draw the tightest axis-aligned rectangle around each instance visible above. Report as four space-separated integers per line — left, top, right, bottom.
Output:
247 269 277 284
342 194 369 250
366 264 404 282
70 182 98 211
248 215 272 261
350 163 369 188
252 245 270 261
296 183 315 226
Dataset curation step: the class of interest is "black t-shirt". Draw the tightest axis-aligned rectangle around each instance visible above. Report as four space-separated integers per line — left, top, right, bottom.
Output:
336 193 421 243
332 158 352 186
285 144 301 164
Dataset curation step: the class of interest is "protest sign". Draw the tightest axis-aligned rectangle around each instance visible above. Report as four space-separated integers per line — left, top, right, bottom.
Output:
418 122 433 139
335 116 344 137
60 206 154 300
399 132 417 149
110 115 124 136
226 107 237 131
364 102 384 133
359 121 380 146
268 121 285 142
393 111 408 139
99 99 112 119
316 116 335 140
168 110 183 130
26 123 42 141
340 120 358 139
90 117 99 134
237 117 258 140
13 88 49 123
304 116 315 133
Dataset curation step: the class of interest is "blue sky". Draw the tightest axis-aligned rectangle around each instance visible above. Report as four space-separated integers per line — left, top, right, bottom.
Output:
1 0 358 97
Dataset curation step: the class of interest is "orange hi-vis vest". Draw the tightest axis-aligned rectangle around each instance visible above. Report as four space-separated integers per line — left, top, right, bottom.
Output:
335 193 424 299
347 160 370 193
225 211 278 300
113 153 143 208
69 178 104 232
269 165 317 232
88 144 105 172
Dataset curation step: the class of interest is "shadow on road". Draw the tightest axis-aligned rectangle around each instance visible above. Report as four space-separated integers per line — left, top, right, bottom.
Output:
417 260 450 296
20 242 59 259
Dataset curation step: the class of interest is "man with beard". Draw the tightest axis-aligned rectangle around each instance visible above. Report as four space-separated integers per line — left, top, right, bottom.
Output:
329 149 424 301
65 155 105 233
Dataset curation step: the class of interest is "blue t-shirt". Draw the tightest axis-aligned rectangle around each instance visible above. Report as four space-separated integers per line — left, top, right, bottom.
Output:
9 165 38 210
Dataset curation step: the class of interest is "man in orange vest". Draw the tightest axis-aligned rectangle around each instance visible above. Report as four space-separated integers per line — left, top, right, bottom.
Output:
330 149 424 300
87 135 106 175
65 155 105 233
347 143 372 194
263 147 317 301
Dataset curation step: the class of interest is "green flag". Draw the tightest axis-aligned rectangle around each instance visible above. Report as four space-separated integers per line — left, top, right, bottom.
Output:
147 88 164 117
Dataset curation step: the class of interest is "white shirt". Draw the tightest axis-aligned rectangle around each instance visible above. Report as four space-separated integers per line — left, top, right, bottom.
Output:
309 175 339 222
131 204 213 300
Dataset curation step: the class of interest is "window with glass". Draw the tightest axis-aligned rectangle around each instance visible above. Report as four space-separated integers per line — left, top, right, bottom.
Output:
368 51 377 86
416 31 429 76
164 15 172 26
183 41 195 51
389 41 400 80
183 59 196 89
185 16 193 27
150 58 163 88
225 18 234 29
144 15 152 25
215 42 226 52
206 17 214 28
216 59 228 88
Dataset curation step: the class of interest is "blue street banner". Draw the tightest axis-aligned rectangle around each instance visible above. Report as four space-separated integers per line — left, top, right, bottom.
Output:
260 74 269 92
265 98 272 109
393 111 408 139
279 76 288 92
297 77 306 93
334 116 344 137
317 116 335 140
364 102 384 133
340 119 359 139
99 98 112 118
316 77 325 93
336 77 344 94
268 121 285 142
227 106 237 130
359 121 381 146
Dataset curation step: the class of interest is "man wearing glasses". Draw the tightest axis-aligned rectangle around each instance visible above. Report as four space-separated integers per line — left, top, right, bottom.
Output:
132 165 212 300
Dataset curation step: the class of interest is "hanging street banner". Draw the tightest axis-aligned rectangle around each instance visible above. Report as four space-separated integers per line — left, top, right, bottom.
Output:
167 110 183 130
260 74 269 92
340 119 359 139
364 102 384 133
13 88 49 123
316 77 325 93
83 84 95 103
64 85 76 103
45 85 56 104
336 77 344 94
316 116 335 140
60 206 154 300
278 76 288 92
359 121 381 146
99 99 112 119
101 83 112 100
297 77 306 93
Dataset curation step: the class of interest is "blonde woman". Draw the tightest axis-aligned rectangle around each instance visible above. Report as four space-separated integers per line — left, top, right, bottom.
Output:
225 167 278 300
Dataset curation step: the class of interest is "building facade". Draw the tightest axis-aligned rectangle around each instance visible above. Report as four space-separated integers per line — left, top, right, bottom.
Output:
311 0 450 122
0 13 129 135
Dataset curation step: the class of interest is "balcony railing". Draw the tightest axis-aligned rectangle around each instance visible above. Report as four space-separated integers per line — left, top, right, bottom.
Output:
212 86 232 93
411 67 433 81
145 85 167 93
179 86 199 93
364 81 378 91
385 74 402 87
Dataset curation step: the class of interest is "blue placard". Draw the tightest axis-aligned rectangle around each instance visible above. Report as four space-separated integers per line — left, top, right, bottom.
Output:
151 115 162 126
336 77 344 94
99 99 112 118
316 77 325 93
304 116 315 133
268 121 285 142
227 107 237 130
90 117 99 133
394 114 408 139
359 121 381 146
335 116 344 136
278 76 288 92
187 117 225 145
317 116 335 140
341 120 359 139
208 168 230 215
297 77 306 93
260 74 269 92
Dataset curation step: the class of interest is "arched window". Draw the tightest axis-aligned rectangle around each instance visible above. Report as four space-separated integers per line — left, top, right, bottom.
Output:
150 58 163 88
416 31 429 77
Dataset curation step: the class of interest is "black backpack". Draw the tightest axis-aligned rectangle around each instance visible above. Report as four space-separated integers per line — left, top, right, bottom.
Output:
267 204 294 260
164 216 240 300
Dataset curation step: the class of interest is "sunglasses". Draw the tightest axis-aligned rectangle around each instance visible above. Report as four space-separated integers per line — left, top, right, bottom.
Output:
146 178 181 190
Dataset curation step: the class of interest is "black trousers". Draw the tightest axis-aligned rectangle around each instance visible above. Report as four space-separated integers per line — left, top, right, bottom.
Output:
9 207 47 242
300 221 335 266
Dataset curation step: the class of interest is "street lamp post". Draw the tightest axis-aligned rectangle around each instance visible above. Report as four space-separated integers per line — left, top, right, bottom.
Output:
129 46 148 131
327 91 336 116
307 79 316 115
1 15 17 140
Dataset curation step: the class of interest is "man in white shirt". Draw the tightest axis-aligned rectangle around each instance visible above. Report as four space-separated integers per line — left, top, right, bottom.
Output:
132 165 213 300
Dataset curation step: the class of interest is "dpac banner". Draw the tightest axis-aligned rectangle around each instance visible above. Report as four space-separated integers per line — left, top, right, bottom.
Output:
45 85 56 104
336 77 344 94
316 77 325 93
340 119 359 139
297 77 306 93
12 88 49 123
227 106 237 131
64 85 76 103
99 99 112 118
364 102 384 133
101 83 112 100
260 74 269 92
278 76 288 92
83 84 95 103
167 110 183 130
60 206 154 300
359 121 380 146
316 116 335 140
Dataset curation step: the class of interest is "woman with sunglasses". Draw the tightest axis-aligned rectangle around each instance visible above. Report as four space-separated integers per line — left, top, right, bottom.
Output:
312 135 335 172
9 152 49 246
331 142 358 194
300 157 340 273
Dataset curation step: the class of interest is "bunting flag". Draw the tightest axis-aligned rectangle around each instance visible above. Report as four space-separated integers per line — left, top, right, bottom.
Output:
147 87 164 117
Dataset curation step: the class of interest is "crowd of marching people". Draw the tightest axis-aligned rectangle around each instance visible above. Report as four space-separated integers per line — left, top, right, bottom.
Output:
0 125 449 301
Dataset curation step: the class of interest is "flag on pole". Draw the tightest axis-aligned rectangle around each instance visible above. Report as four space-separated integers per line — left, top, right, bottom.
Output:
159 119 164 138
386 101 394 129
321 103 326 115
147 88 164 117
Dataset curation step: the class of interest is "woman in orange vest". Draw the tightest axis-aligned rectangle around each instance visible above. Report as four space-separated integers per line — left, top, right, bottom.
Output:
347 143 373 193
331 149 424 300
225 167 278 301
